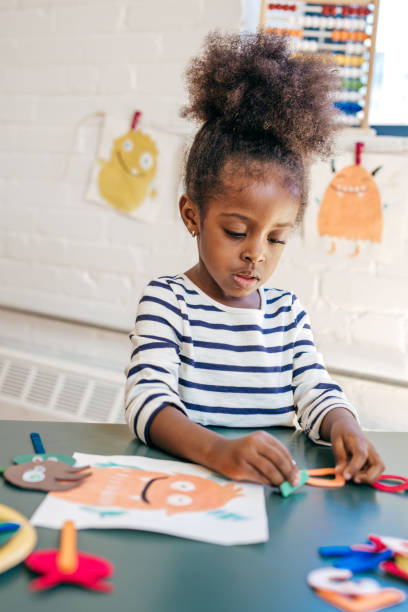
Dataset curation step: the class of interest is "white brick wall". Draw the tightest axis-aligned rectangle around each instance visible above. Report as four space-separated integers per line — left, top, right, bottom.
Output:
0 0 407 430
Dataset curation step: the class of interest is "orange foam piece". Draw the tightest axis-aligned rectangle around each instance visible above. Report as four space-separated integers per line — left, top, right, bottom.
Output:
306 468 346 488
315 587 405 612
56 520 78 573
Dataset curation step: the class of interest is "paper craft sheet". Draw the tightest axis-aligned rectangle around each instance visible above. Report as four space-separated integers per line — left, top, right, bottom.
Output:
30 454 268 546
86 116 183 223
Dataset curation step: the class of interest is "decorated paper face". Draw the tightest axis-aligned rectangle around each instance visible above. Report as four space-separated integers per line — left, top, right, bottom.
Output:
51 467 242 515
98 129 158 213
4 461 91 492
30 455 268 545
318 164 382 243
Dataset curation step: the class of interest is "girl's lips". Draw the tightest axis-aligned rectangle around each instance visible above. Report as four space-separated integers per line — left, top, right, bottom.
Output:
233 274 258 289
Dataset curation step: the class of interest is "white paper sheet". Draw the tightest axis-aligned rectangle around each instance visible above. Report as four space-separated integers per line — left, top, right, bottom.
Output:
30 453 268 546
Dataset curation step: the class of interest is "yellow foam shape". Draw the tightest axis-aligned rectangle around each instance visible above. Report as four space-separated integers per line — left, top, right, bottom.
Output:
0 503 37 574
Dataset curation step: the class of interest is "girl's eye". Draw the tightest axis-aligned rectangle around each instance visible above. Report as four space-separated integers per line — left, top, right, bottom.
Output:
224 229 246 238
268 238 286 245
224 229 286 245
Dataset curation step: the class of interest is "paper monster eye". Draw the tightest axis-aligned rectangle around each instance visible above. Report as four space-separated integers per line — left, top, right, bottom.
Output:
123 139 133 152
166 494 193 506
170 481 196 492
139 152 153 170
22 466 46 483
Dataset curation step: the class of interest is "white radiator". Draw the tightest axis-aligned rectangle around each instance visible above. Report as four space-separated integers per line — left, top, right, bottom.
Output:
0 346 125 423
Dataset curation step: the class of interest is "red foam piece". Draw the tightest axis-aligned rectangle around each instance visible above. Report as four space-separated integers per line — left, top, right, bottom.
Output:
381 560 408 583
25 549 114 592
371 474 408 493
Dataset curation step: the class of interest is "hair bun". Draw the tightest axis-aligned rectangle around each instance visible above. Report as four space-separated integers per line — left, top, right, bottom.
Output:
181 31 341 159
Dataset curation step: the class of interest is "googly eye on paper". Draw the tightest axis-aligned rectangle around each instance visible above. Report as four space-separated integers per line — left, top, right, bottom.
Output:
123 139 133 152
139 152 154 171
166 494 193 507
22 467 46 483
170 481 196 492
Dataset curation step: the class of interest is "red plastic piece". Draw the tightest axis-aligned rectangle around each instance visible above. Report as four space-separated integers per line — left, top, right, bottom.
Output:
26 550 114 592
25 521 113 592
371 474 408 493
381 560 408 583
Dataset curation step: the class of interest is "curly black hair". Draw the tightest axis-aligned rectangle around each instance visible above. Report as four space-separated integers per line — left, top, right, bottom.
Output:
181 31 341 222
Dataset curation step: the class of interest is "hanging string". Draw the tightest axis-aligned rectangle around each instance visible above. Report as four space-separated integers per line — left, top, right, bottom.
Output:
60 110 106 180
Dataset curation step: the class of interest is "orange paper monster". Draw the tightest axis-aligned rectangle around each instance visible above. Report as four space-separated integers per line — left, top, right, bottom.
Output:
51 467 243 516
317 142 382 257
98 111 158 213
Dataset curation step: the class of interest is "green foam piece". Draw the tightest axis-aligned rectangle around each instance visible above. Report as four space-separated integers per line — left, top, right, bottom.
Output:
13 453 75 466
279 469 309 498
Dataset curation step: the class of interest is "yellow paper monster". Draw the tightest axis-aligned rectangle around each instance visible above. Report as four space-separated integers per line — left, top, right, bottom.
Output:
98 112 158 213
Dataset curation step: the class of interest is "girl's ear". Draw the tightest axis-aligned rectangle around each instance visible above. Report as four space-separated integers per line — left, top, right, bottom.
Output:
179 193 200 236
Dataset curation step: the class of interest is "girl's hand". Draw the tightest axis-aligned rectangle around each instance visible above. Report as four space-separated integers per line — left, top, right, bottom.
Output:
209 431 300 487
321 408 385 484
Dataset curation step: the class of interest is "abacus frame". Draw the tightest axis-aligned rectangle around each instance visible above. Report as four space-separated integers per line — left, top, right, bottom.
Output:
259 0 380 128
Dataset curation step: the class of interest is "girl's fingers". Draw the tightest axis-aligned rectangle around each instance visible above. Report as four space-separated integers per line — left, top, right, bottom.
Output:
239 460 272 485
332 435 348 474
257 439 298 485
342 438 369 479
354 452 385 484
248 452 289 486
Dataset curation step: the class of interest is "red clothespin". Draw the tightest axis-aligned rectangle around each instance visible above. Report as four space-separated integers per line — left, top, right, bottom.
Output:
355 142 364 166
131 111 142 130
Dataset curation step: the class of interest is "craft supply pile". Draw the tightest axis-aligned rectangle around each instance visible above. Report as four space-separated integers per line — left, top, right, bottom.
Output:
1 432 407 609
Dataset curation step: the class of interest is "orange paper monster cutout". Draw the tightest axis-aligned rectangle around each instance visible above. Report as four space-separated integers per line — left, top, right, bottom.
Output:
318 142 382 257
51 467 242 516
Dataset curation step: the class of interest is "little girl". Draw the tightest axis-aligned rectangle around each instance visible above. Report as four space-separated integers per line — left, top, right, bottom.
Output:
125 32 384 488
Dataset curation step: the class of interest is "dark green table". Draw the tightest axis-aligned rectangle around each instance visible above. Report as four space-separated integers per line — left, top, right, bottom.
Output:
0 421 407 611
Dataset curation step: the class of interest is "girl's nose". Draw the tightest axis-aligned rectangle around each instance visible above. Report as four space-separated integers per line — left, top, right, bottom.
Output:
242 245 266 264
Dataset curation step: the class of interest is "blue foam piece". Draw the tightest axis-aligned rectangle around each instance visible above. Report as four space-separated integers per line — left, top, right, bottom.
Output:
319 545 353 557
333 550 393 573
30 432 45 454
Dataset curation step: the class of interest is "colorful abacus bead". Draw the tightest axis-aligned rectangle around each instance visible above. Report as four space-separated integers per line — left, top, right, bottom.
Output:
335 101 363 115
336 55 366 67
268 3 297 9
342 78 364 91
332 30 370 43
323 5 336 16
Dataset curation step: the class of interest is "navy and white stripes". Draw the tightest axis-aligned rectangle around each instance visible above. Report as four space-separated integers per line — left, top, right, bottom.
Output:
125 274 357 445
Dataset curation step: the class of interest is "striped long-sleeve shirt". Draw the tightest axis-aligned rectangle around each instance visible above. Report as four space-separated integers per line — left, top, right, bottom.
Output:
125 274 357 445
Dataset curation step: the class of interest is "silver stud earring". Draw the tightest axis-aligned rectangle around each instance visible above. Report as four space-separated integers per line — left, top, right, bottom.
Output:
191 230 196 238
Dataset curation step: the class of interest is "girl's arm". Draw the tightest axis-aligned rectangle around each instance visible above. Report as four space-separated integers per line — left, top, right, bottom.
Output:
290 295 384 483
149 404 300 487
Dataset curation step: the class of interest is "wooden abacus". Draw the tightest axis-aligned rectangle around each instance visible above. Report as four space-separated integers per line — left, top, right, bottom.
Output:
259 1 380 128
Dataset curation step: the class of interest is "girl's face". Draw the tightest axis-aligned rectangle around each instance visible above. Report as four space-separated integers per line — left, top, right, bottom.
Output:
180 169 300 308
